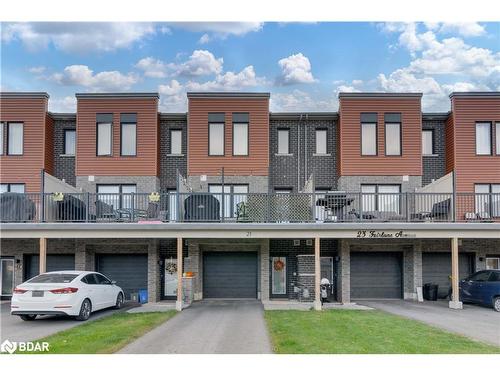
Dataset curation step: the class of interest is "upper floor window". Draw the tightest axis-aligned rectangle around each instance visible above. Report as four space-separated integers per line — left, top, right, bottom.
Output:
7 122 23 155
64 129 76 155
422 129 434 155
315 129 328 155
496 122 500 155
474 183 500 218
360 113 377 156
232 113 249 156
96 184 137 211
277 129 290 155
361 184 401 214
476 122 492 155
96 114 113 156
208 113 225 156
120 114 136 156
170 129 182 155
0 122 4 155
385 113 401 156
0 183 25 193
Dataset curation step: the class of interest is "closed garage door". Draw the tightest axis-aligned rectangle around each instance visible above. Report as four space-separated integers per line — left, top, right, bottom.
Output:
351 252 403 299
96 254 147 300
203 252 257 299
422 253 474 298
24 255 75 280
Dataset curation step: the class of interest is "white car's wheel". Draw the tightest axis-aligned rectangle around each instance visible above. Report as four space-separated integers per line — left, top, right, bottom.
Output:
114 293 124 310
19 314 37 321
76 299 92 321
493 297 500 312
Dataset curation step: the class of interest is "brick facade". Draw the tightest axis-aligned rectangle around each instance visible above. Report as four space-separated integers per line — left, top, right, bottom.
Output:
52 115 77 187
422 117 447 185
159 115 187 191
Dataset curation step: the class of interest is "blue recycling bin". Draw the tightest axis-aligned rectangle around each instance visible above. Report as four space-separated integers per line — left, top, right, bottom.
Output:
138 289 148 304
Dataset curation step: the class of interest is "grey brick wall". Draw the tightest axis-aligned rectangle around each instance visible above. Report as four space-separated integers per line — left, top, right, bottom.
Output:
76 175 160 193
270 239 337 299
269 118 337 191
159 115 187 191
337 175 422 192
53 117 76 186
187 175 268 193
422 119 446 186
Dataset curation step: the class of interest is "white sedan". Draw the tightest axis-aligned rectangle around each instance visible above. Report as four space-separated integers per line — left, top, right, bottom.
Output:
11 271 124 321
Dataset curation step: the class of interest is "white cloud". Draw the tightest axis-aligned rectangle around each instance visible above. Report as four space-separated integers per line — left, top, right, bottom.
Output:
135 57 168 78
377 69 442 94
185 66 265 91
49 96 77 113
169 22 263 38
172 50 223 77
271 89 337 112
437 23 486 37
50 65 138 91
198 33 210 44
1 22 155 53
158 80 183 96
277 53 316 85
28 66 46 74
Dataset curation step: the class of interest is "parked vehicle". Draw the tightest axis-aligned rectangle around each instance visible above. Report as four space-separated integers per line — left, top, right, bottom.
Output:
11 271 124 321
459 270 500 312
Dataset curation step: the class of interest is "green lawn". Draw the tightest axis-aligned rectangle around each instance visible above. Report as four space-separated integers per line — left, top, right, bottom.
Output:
265 310 500 354
26 311 176 354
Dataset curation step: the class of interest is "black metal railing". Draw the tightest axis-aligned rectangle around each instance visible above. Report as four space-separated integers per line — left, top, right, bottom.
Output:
0 191 498 224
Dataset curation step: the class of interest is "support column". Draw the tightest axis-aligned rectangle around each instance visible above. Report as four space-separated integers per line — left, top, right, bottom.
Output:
314 237 321 311
39 237 47 274
338 240 350 303
449 237 463 309
260 239 270 302
147 240 160 303
176 237 183 311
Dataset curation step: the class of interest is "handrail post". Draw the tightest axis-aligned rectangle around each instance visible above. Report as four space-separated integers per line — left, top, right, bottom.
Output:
131 192 135 222
358 191 363 222
311 190 316 222
452 191 457 222
86 192 90 222
40 192 45 223
406 192 410 222
221 190 225 223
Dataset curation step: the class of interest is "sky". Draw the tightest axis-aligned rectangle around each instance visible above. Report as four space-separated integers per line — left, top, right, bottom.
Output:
1 22 499 113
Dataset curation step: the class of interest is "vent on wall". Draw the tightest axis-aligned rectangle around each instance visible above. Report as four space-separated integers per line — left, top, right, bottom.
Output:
293 240 301 246
306 239 313 246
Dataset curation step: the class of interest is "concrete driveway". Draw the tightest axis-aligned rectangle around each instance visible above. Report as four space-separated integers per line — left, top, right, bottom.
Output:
119 300 272 354
0 300 132 343
360 300 500 347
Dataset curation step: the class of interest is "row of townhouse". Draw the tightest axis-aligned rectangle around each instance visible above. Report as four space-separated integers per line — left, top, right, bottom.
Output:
0 90 499 310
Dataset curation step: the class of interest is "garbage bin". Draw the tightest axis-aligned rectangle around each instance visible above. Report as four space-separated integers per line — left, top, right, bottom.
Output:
423 283 438 301
138 289 148 304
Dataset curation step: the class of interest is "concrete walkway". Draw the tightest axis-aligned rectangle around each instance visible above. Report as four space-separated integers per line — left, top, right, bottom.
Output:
119 300 273 354
359 300 500 347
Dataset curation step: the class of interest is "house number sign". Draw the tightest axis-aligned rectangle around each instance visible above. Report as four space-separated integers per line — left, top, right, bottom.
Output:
356 230 415 238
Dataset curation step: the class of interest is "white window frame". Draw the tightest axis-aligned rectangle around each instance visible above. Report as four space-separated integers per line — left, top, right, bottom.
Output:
385 122 401 156
120 122 136 156
64 129 76 155
0 183 25 193
361 122 377 156
209 122 224 156
0 122 4 155
232 122 248 156
496 122 500 155
170 130 182 155
7 122 23 155
476 122 492 155
97 122 112 156
277 129 290 155
422 129 434 155
315 129 328 155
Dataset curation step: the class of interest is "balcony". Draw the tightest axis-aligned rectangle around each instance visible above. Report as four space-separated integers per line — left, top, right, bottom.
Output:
0 191 498 224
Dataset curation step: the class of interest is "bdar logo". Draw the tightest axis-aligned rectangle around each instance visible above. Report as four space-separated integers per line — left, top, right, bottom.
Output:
1 339 17 354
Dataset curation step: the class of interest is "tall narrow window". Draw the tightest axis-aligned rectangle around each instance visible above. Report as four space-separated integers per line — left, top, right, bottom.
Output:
120 114 136 156
476 122 492 155
422 129 434 155
277 129 290 154
315 129 327 154
385 113 401 156
496 122 500 155
233 123 248 156
361 123 377 155
64 129 76 155
97 114 112 156
0 122 4 155
7 122 23 155
209 123 224 156
170 130 182 155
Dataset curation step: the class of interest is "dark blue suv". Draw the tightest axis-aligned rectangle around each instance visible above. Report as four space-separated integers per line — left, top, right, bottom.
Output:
460 270 500 312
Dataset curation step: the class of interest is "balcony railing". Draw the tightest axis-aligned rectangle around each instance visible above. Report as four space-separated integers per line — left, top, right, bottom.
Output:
0 192 498 224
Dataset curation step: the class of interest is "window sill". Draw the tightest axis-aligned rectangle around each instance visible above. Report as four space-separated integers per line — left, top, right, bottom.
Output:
313 153 331 157
275 153 293 156
423 154 439 157
59 154 75 157
167 153 185 157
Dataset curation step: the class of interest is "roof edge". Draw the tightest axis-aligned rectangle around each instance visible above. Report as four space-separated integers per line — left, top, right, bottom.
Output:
48 112 77 120
75 93 159 99
449 91 500 98
159 112 188 120
339 92 423 98
422 112 451 121
187 92 270 99
270 112 339 120
0 92 49 99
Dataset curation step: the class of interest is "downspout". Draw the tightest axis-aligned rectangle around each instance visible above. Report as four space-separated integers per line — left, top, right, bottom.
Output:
297 114 302 191
305 114 309 188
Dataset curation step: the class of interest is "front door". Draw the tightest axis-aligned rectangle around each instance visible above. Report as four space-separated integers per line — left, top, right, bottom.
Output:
0 258 15 297
164 258 178 298
271 256 287 296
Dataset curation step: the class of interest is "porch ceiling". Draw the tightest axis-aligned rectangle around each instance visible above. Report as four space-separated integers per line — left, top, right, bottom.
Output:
1 222 499 239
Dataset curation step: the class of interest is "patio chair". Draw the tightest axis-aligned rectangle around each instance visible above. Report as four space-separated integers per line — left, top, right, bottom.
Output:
414 198 451 221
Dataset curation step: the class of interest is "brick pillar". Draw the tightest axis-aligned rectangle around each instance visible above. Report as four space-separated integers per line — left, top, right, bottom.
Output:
147 239 160 303
260 239 270 302
185 240 202 300
338 239 350 303
75 240 87 271
413 240 423 297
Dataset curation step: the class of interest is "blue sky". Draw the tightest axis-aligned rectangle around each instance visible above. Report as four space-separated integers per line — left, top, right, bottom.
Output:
1 22 499 112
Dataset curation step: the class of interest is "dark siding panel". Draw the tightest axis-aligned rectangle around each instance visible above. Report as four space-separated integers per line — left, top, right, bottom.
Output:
95 254 148 300
350 252 403 299
24 254 75 280
203 252 257 298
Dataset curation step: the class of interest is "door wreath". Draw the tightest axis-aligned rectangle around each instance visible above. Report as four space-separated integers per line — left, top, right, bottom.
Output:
165 262 177 275
273 259 285 271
